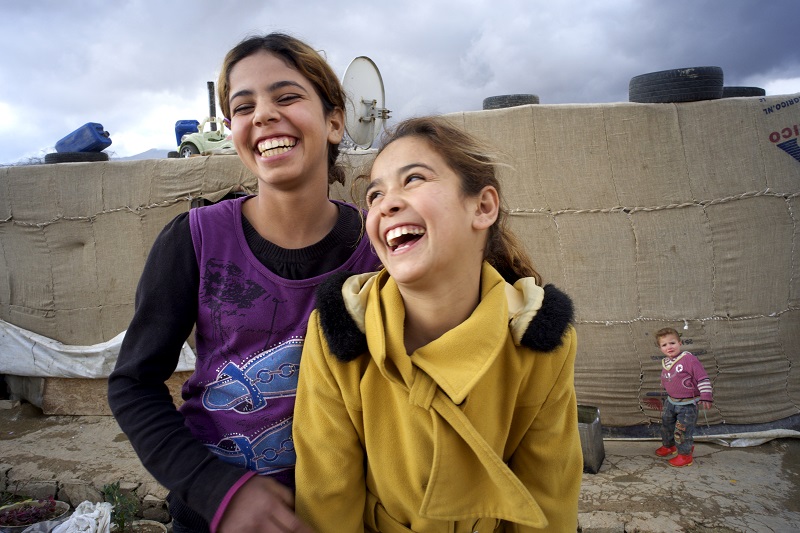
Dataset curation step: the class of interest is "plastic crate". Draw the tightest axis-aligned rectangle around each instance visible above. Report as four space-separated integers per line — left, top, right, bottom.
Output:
55 122 112 153
578 405 605 474
175 119 200 146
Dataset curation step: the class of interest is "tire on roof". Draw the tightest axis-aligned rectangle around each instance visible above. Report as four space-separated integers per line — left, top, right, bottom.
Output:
44 151 110 164
483 94 540 110
722 86 766 98
629 66 724 103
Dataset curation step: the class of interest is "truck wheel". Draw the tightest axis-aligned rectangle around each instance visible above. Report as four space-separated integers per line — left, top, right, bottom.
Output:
629 66 724 103
167 151 180 158
180 144 200 158
483 94 540 110
45 151 110 163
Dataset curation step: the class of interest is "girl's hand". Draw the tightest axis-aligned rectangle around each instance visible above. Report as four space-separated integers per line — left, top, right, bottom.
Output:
217 476 314 533
698 400 712 410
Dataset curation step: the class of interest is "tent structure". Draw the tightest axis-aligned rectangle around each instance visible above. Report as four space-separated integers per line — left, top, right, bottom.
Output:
1 94 798 432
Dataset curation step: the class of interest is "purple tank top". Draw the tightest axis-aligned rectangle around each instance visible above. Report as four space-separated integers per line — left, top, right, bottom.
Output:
182 196 379 486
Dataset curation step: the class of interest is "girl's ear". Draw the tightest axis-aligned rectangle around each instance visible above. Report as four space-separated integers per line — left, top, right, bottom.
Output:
473 185 500 230
327 107 345 144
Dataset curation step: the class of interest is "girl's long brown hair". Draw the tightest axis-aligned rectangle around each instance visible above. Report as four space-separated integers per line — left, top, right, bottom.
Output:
217 33 346 186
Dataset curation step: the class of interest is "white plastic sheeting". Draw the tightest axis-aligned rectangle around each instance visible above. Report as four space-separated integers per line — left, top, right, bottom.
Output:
0 319 196 378
52 501 113 533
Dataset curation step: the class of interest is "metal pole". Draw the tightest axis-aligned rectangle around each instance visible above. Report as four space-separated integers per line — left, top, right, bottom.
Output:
208 81 217 131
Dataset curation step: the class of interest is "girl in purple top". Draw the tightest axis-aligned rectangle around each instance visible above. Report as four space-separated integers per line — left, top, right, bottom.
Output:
108 33 380 533
654 327 713 467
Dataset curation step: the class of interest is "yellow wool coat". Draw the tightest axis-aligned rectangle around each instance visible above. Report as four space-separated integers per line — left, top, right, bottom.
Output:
294 264 582 533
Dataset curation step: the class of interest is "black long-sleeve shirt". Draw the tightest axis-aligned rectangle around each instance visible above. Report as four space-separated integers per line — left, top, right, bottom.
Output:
107 203 367 529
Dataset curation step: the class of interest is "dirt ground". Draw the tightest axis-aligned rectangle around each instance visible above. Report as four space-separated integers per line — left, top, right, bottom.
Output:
0 401 171 524
2 400 799 532
579 438 800 532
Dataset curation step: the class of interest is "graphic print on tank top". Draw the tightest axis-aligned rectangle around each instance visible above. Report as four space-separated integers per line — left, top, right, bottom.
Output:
200 258 267 351
196 257 302 474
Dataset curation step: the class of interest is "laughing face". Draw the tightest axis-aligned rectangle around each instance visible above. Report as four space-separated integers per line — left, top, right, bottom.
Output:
227 50 343 192
366 136 498 291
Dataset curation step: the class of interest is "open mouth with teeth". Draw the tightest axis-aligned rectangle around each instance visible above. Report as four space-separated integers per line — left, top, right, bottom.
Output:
258 137 297 157
385 225 426 252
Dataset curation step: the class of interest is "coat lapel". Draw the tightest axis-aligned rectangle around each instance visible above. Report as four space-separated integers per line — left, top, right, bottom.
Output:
411 370 548 528
368 270 548 528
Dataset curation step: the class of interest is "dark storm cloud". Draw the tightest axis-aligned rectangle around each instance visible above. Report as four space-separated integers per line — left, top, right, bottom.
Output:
0 0 798 165
619 0 800 84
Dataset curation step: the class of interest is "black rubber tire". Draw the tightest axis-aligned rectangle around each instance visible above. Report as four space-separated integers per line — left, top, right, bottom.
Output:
722 86 766 98
629 66 724 103
44 151 110 164
167 151 180 158
180 144 199 158
483 94 540 110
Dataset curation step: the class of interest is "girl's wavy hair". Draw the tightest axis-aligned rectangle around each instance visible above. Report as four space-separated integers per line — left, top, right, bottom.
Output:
217 32 346 186
370 116 541 284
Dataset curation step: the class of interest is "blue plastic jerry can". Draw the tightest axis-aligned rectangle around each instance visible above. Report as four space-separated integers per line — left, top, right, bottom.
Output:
175 119 201 147
55 122 112 153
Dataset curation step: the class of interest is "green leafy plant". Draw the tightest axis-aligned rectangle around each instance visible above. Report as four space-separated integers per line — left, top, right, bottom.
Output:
0 492 18 508
102 482 138 532
0 496 60 527
0 482 26 507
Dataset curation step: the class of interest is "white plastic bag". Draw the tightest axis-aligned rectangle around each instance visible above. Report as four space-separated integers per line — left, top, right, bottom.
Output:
50 501 112 533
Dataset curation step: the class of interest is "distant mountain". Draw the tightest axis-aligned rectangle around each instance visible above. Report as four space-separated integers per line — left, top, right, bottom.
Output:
114 148 172 161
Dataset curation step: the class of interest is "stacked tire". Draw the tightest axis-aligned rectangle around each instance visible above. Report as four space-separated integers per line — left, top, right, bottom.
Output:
722 86 765 98
629 66 724 103
44 151 109 163
483 94 540 110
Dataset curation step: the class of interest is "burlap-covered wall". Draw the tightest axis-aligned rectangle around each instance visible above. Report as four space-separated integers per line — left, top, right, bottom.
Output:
1 93 798 425
0 157 257 345
446 93 800 426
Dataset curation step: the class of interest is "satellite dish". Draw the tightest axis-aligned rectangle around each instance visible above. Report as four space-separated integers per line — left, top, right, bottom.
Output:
342 56 391 149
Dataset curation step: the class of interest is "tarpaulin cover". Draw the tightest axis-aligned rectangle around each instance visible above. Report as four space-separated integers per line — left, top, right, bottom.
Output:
0 318 195 378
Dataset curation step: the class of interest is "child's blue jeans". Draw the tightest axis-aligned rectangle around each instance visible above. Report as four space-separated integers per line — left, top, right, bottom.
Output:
661 400 698 455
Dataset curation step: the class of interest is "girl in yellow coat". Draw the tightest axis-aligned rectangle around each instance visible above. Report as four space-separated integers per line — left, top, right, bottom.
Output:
293 117 582 532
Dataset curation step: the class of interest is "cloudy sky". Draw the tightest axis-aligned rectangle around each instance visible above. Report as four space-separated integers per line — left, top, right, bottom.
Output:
1 0 799 165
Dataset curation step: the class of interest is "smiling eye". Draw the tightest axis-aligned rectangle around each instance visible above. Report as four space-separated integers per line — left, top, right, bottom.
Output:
232 103 254 115
366 189 383 207
277 93 301 104
405 174 425 185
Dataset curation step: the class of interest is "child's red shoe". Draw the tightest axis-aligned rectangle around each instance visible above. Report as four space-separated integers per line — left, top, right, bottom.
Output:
668 453 693 467
655 445 677 457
